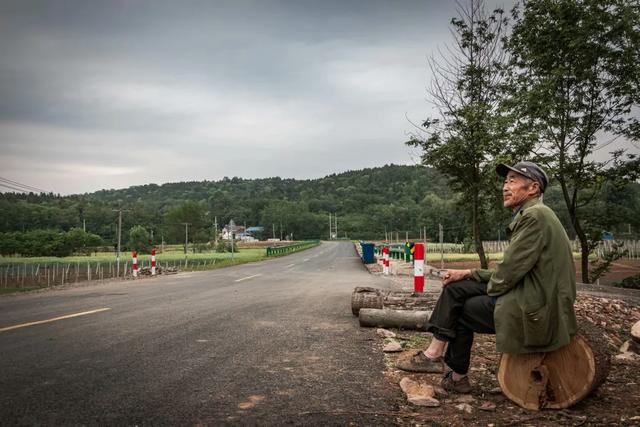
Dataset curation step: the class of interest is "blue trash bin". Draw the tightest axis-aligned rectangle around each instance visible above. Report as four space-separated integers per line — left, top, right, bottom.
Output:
361 242 375 264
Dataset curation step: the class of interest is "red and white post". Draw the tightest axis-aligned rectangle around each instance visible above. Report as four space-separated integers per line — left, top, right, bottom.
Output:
383 246 390 275
132 251 138 278
151 249 157 276
413 243 424 293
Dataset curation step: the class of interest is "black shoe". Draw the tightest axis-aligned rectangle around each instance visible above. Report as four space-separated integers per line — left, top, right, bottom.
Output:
441 371 472 394
396 351 444 373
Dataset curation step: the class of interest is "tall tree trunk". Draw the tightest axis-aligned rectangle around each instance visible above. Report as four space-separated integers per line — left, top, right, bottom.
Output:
572 217 590 284
473 193 488 269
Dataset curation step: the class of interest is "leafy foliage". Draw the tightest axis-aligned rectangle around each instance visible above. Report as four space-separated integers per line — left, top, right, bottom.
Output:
505 0 640 282
407 0 514 268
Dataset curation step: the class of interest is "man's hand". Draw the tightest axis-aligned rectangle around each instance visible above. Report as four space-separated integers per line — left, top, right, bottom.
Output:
442 269 472 286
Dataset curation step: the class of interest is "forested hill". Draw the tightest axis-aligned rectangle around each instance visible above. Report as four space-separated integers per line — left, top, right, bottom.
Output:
0 165 464 243
1 163 639 247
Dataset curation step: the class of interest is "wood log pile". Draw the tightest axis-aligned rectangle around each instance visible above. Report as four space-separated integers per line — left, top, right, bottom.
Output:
137 266 178 276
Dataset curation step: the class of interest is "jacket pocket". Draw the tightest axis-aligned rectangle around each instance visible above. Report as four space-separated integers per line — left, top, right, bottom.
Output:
522 304 555 348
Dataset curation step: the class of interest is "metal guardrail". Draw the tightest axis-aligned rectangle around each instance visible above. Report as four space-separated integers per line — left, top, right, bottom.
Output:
265 240 320 257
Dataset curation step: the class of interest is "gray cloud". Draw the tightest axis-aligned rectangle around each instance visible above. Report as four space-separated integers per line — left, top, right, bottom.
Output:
0 0 521 194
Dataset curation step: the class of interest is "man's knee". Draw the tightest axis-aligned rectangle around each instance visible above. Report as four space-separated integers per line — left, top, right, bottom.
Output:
441 279 480 298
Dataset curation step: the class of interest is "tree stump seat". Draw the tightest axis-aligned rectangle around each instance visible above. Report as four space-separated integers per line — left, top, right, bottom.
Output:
498 323 610 410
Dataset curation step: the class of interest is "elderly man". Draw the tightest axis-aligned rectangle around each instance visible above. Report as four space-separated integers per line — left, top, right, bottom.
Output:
397 161 577 394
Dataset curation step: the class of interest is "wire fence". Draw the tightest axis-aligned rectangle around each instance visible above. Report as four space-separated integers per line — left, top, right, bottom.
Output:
481 239 640 259
0 258 225 290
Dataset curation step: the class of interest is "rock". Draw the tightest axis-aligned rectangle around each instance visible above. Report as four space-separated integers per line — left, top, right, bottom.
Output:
432 384 448 398
620 340 640 354
399 377 440 407
455 403 473 414
632 320 640 344
376 328 396 338
479 401 496 411
383 340 403 352
455 394 476 404
488 386 503 394
613 351 640 363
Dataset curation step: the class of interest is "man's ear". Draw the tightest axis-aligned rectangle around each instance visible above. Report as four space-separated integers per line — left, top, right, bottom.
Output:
529 181 540 196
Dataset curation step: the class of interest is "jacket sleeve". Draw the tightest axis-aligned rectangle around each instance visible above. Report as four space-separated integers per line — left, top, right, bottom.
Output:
471 268 494 283
487 212 544 297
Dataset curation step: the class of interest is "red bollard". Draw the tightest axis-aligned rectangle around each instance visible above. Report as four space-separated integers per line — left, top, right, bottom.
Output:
383 246 390 275
151 249 157 276
132 251 138 278
413 243 424 293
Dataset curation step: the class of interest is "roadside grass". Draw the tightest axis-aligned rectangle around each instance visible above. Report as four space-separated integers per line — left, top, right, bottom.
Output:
0 247 267 266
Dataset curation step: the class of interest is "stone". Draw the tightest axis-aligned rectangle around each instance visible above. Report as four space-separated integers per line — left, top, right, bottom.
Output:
432 384 448 398
619 340 640 354
376 328 396 338
632 320 640 344
399 377 440 407
614 351 640 363
455 403 473 414
383 340 403 352
488 386 503 394
455 394 476 404
479 401 496 411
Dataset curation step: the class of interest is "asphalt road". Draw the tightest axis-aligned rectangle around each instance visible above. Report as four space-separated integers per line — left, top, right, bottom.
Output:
0 242 401 425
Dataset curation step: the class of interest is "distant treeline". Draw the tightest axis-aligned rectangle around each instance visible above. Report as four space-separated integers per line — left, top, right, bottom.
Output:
1 164 639 256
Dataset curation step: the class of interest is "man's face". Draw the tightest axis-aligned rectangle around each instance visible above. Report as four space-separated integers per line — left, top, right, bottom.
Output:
502 171 538 211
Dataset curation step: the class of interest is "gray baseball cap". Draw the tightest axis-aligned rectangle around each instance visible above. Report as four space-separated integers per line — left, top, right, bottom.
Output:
496 161 549 193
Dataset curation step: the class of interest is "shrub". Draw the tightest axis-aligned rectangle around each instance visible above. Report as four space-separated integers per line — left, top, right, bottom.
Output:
614 274 640 290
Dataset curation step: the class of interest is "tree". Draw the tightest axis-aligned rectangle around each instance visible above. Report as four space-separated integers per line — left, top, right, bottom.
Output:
163 201 209 250
128 225 152 253
407 0 511 268
506 0 640 282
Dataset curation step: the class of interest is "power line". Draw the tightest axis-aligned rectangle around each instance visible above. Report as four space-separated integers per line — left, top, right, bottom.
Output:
0 176 49 193
0 182 29 193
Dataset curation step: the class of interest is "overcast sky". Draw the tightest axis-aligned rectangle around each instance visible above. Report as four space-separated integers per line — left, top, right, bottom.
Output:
3 0 502 195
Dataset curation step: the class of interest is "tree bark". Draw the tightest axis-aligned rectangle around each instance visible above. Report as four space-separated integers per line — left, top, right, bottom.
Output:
473 191 488 269
498 323 610 410
351 287 434 316
358 308 432 331
573 218 591 284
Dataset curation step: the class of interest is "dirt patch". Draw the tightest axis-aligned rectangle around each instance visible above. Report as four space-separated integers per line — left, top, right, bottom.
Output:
370 276 640 426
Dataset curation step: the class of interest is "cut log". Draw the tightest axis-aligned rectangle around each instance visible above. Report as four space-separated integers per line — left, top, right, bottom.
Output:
358 308 432 331
351 287 434 316
351 287 383 316
497 322 610 410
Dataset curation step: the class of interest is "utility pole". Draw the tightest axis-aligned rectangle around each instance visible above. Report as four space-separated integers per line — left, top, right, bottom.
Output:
272 223 276 239
112 208 130 278
335 213 338 240
181 223 191 264
229 219 235 261
214 216 218 247
280 221 283 241
329 213 332 240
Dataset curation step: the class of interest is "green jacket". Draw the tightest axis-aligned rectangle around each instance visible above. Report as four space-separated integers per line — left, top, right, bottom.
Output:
472 198 577 354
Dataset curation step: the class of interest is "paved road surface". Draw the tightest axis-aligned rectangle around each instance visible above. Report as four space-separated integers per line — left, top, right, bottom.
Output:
0 242 401 425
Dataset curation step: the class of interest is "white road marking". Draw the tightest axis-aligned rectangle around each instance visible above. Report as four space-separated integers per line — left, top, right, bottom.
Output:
303 258 310 262
0 308 112 333
285 264 295 268
234 273 262 282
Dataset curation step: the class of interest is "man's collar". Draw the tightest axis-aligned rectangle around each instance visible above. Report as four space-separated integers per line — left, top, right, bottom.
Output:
510 197 541 224
513 197 541 215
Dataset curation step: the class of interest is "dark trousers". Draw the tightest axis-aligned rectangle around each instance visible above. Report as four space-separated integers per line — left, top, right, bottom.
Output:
427 279 496 375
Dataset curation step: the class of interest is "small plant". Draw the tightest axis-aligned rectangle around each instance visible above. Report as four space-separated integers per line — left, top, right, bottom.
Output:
613 273 640 290
589 241 627 282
